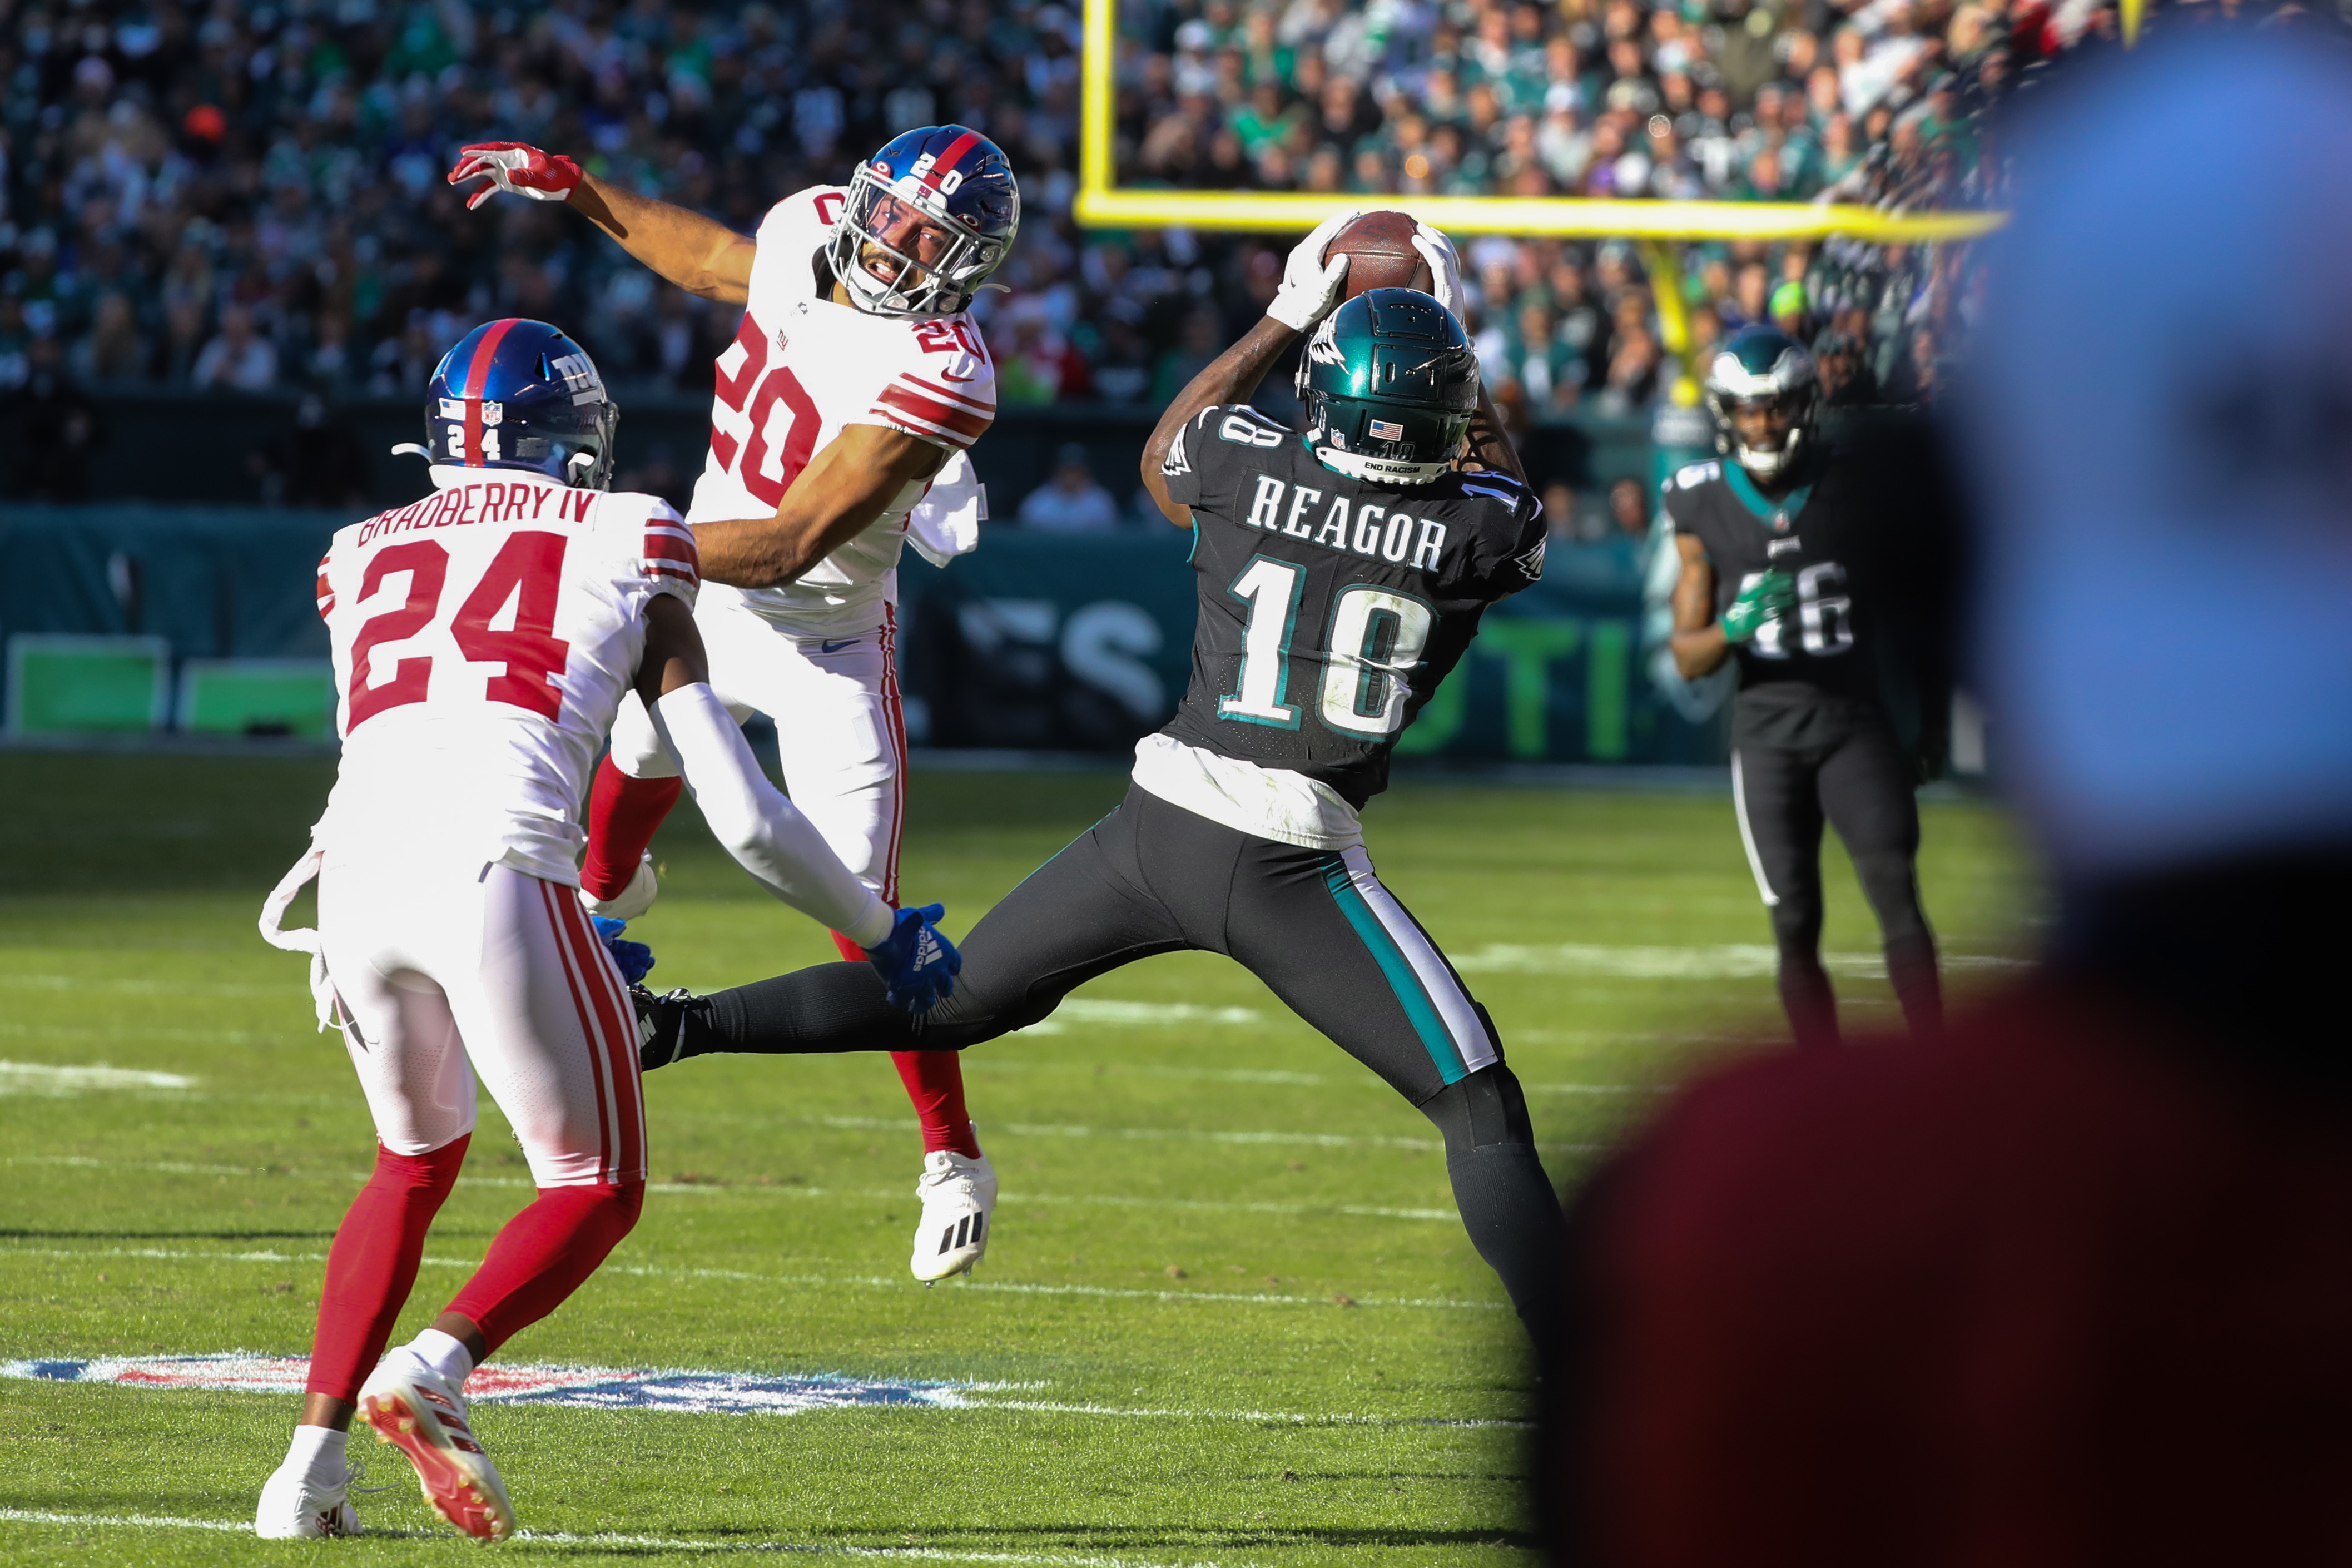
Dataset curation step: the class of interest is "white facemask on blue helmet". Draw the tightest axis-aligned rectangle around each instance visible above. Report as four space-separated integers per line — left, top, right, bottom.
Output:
825 126 1020 318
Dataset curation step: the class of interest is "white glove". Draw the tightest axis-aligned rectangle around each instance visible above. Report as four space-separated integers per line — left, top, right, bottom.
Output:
1411 220 1465 317
1266 208 1364 333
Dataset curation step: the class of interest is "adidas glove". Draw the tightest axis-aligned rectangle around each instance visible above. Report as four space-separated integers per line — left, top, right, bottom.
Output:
1720 570 1797 644
448 143 583 210
591 917 657 986
865 903 962 1014
1266 209 1362 333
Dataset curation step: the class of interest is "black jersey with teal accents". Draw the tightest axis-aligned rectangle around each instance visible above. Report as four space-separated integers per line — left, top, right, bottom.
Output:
1661 444 1894 733
1157 403 1546 807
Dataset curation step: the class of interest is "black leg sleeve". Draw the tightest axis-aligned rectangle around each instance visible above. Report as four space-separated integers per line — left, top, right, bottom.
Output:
1420 1063 1567 1337
1818 722 1941 1043
1734 744 1839 1048
673 803 1190 1059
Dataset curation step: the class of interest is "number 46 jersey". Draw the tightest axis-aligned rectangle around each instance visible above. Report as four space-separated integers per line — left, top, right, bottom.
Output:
312 465 700 883
1158 404 1546 809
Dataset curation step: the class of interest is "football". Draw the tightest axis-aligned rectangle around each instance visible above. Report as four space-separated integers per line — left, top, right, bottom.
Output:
1323 210 1436 299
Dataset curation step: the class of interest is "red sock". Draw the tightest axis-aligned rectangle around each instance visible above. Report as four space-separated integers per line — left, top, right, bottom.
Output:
444 1182 644 1356
891 1049 981 1158
581 760 682 901
306 1136 469 1403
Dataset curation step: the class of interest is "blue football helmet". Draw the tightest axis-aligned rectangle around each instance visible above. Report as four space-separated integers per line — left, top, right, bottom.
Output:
826 125 1020 317
424 319 619 490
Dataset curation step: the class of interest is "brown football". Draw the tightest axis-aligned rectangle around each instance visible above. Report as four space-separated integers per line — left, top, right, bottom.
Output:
1322 210 1436 299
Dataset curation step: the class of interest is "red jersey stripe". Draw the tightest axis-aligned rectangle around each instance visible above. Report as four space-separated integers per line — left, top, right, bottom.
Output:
876 384 990 438
901 373 996 414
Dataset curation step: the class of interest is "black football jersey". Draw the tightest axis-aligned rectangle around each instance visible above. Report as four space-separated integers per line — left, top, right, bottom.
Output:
1157 403 1546 807
1662 446 1898 737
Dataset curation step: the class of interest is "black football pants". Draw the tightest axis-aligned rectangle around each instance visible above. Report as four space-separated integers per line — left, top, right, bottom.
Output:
672 783 1566 1332
1731 721 1941 1047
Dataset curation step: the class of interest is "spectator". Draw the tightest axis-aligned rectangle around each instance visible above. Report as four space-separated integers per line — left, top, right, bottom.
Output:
71 294 145 384
192 306 278 393
1 337 101 501
1018 444 1123 533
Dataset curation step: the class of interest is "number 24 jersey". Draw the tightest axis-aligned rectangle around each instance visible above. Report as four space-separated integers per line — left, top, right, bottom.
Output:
1158 405 1546 808
312 465 699 883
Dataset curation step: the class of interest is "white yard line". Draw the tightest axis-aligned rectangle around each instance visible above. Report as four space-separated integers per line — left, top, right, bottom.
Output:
0 1509 1225 1565
1450 942 2028 979
0 1060 197 1091
0 1243 1512 1313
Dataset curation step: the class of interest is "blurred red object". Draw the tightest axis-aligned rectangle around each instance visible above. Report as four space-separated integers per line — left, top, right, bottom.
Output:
183 104 227 143
1551 984 2352 1566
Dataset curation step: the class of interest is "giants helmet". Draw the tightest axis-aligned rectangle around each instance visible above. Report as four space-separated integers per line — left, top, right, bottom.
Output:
1296 289 1481 485
1704 325 1819 483
424 319 618 490
826 125 1020 317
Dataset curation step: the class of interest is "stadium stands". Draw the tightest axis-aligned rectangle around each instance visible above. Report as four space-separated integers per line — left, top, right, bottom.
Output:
1 0 2099 431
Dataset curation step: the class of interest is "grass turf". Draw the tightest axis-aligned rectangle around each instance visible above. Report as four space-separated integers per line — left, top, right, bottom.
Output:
0 750 2037 1565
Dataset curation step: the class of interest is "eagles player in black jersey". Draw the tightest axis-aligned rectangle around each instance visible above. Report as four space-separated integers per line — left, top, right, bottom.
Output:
1666 325 1946 1049
629 216 1566 1333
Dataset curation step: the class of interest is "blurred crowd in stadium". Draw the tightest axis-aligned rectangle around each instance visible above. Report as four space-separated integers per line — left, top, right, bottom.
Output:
0 0 2101 450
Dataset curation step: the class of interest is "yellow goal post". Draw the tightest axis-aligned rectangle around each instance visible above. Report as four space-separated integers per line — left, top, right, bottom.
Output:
1069 0 2008 387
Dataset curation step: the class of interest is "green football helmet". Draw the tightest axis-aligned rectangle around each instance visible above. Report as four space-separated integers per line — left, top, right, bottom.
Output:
1294 288 1480 485
1704 325 1819 482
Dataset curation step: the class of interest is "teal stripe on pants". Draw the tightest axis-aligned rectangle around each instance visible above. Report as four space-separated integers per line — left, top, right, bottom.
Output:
1321 856 1467 1086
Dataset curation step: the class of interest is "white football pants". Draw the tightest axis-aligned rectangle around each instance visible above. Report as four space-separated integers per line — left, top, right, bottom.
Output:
607 598 906 901
316 857 647 1189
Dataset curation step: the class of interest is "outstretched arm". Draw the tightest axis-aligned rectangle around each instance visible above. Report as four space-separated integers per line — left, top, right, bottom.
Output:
690 424 951 588
1141 210 1360 528
633 594 893 942
1140 316 1303 528
449 144 756 305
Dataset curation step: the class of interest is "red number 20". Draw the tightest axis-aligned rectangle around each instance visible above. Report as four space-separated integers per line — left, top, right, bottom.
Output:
345 533 573 729
709 315 821 508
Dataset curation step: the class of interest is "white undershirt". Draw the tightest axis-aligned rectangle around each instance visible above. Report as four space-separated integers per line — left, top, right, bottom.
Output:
1128 732 1364 851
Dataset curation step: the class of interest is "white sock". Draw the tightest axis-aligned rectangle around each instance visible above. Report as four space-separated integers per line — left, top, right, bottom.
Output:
285 1423 347 1483
408 1328 475 1388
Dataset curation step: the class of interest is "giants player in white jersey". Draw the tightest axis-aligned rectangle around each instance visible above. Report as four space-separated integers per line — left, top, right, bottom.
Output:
448 126 1016 1281
252 320 961 1541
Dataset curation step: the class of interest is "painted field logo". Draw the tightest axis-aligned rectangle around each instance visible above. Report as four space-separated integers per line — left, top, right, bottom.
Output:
2 1354 976 1415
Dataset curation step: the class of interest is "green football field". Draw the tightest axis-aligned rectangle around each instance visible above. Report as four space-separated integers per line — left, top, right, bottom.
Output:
0 750 2037 1566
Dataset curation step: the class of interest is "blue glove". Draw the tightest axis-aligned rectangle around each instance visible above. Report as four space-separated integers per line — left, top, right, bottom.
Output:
592 916 657 986
864 903 961 1014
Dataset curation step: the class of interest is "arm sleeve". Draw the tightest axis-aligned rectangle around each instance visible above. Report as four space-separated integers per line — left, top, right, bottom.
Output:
867 339 998 451
638 500 701 607
648 682 895 947
1158 407 1219 510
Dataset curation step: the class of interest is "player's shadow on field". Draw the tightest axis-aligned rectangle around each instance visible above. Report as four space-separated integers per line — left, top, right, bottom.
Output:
0 1228 339 1241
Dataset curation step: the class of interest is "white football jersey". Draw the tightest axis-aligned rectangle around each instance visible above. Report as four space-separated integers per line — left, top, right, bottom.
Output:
312 465 701 884
688 183 998 637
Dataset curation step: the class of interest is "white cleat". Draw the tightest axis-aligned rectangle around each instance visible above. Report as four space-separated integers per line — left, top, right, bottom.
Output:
254 1459 364 1539
579 851 658 921
357 1354 516 1541
911 1143 998 1281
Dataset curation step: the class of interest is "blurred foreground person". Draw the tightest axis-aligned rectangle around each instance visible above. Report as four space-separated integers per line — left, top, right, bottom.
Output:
251 321 957 1541
1548 33 2352 1567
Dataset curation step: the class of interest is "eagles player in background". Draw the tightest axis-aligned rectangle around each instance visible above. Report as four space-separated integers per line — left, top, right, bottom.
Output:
1666 326 1949 1048
624 219 1568 1332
